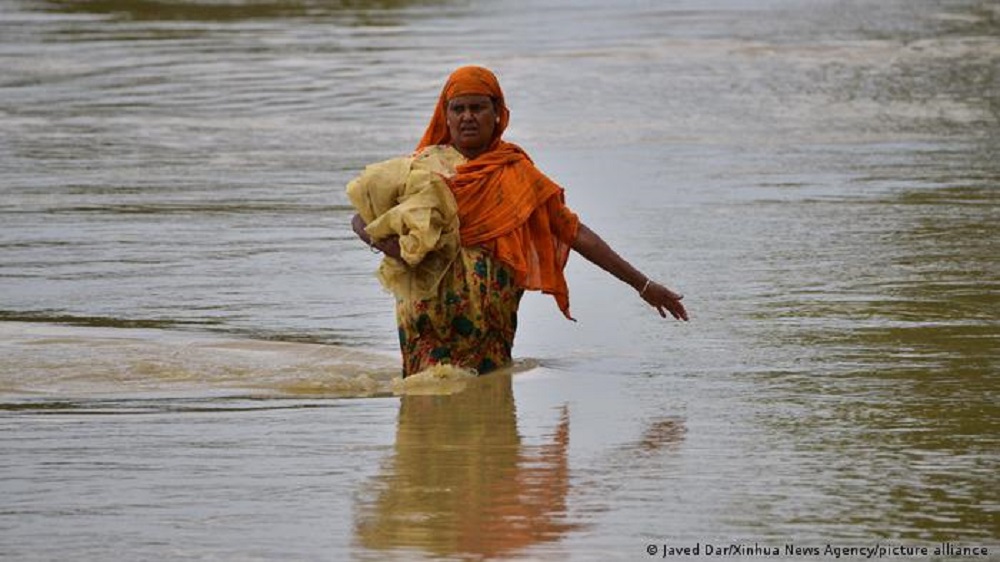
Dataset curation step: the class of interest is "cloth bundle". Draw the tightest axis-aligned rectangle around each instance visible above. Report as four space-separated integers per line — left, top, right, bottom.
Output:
346 145 464 300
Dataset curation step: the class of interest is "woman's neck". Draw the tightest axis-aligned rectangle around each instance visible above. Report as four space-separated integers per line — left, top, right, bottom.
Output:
452 142 490 160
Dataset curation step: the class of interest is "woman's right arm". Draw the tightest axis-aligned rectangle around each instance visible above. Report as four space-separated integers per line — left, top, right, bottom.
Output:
352 214 402 260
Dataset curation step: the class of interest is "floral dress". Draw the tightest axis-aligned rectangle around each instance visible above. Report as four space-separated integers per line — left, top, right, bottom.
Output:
396 246 523 377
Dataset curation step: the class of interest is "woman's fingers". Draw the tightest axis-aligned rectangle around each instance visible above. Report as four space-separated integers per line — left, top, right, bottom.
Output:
671 299 689 321
644 282 689 321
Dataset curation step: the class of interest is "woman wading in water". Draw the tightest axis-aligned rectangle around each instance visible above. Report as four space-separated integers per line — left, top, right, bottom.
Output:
350 66 687 377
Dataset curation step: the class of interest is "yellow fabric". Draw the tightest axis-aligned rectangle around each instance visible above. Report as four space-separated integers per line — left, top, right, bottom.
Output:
346 145 466 300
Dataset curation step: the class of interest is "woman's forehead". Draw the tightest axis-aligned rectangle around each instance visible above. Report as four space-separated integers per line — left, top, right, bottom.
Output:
447 94 492 106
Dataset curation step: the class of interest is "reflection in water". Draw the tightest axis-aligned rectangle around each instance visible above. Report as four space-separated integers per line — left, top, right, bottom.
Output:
356 373 574 556
354 373 577 559
355 373 690 558
357 374 573 556
630 416 687 456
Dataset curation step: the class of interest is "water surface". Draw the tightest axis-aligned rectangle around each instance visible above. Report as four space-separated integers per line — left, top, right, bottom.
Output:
1 0 998 559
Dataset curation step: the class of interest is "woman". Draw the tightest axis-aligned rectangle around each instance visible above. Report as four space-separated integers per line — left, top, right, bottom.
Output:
351 66 687 377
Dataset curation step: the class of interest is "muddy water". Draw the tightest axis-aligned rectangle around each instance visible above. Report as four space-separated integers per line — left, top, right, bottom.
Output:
1 0 998 560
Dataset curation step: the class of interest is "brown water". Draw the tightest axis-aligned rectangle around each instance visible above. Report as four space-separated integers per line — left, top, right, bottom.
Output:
1 0 998 560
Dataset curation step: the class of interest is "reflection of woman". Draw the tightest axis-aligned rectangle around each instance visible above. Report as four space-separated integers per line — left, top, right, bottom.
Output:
351 66 687 377
354 373 575 558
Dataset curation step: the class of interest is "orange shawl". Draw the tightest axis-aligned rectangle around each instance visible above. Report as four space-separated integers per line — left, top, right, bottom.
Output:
417 66 579 319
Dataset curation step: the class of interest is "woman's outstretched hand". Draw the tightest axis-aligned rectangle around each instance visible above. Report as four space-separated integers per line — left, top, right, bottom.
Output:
641 281 688 321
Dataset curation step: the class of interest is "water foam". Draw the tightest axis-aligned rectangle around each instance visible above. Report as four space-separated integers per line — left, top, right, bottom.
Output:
0 322 401 400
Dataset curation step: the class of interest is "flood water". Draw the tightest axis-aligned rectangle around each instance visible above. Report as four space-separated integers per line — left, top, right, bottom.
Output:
1 0 998 560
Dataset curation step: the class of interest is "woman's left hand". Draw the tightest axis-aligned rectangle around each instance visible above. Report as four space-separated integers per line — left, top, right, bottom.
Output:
641 281 689 321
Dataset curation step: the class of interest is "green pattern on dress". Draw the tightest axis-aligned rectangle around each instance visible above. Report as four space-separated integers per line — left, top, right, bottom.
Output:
396 246 524 377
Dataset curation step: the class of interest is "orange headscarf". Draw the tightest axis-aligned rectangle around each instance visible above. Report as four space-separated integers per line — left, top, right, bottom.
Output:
417 66 579 319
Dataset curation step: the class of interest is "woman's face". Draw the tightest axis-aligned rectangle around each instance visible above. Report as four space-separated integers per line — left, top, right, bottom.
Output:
446 94 497 158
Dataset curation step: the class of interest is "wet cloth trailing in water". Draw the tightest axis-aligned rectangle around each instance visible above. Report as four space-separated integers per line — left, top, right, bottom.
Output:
346 145 464 301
